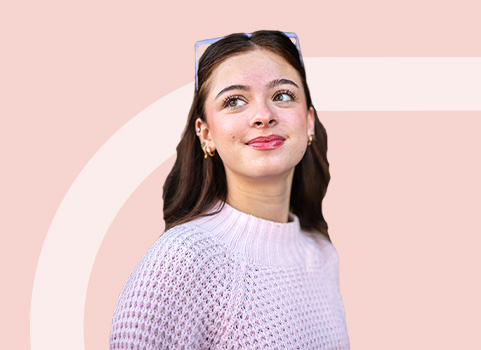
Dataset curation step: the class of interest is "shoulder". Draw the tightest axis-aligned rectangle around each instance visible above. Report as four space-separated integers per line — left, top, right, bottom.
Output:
117 219 244 308
110 221 237 348
135 220 231 279
303 230 340 268
114 220 236 315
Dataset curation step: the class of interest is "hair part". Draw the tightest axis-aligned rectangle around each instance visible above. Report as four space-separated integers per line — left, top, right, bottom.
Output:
163 30 331 239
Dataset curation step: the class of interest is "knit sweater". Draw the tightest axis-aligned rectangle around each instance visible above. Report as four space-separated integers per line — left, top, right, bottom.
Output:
110 202 349 349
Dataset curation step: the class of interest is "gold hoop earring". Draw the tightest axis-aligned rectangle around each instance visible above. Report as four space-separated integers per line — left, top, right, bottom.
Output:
201 142 215 159
206 146 215 158
307 134 316 146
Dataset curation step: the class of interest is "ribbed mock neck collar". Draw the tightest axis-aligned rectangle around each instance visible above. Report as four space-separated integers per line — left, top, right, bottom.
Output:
191 201 314 267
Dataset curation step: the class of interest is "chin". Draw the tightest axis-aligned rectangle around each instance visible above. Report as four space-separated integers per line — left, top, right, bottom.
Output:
222 150 305 180
242 161 298 180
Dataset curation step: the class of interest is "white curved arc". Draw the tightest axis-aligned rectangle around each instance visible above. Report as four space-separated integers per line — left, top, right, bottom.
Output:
30 83 192 350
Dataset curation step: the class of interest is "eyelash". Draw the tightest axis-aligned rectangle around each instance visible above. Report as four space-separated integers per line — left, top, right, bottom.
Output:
222 95 245 109
222 90 298 109
273 90 297 101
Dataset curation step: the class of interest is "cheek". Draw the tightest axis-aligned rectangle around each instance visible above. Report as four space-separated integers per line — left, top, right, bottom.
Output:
288 112 309 134
208 113 240 134
209 119 241 146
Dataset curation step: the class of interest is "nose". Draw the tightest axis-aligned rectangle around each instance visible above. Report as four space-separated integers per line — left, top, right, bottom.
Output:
250 101 278 128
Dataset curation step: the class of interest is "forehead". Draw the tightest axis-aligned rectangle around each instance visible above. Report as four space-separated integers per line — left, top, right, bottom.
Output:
206 49 302 94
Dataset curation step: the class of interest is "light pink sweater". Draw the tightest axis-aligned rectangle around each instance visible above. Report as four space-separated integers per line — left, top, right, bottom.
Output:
110 202 349 349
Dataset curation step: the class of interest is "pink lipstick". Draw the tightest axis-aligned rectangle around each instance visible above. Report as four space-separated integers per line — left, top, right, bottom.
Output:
246 134 285 150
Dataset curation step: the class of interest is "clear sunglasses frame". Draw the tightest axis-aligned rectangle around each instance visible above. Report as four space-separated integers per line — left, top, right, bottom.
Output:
194 32 304 90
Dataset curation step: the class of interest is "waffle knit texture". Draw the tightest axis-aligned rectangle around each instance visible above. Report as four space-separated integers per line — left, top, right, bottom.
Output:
110 202 349 349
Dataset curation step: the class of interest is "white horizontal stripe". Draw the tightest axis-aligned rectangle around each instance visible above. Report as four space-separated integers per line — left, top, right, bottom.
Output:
306 57 481 110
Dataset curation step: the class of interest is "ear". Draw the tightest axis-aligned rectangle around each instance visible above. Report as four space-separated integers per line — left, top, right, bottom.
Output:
307 107 315 136
195 118 216 149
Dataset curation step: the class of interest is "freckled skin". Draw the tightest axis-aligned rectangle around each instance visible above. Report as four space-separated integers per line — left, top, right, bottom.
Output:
197 49 315 184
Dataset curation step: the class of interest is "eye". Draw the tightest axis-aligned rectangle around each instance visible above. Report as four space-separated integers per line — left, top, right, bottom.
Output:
273 90 297 102
222 95 247 109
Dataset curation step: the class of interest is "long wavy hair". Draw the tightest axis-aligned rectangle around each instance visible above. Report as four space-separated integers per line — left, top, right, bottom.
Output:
163 30 331 238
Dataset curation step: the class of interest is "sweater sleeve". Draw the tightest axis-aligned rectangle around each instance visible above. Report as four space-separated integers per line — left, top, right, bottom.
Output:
109 227 234 350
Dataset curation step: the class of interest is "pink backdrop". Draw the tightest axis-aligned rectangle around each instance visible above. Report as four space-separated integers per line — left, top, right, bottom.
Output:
2 0 480 349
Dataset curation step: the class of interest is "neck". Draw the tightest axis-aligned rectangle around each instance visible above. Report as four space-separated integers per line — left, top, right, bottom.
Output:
225 169 294 223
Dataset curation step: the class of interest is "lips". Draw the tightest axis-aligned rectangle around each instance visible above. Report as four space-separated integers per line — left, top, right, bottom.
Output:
246 134 286 150
246 134 285 144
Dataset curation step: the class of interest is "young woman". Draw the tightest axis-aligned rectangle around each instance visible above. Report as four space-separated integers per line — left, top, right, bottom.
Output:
110 30 349 349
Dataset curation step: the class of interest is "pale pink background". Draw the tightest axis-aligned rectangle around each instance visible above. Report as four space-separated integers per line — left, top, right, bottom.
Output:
2 1 481 349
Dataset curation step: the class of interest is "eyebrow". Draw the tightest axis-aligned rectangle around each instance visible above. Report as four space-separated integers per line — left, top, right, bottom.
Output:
269 78 299 89
214 79 300 100
215 85 250 100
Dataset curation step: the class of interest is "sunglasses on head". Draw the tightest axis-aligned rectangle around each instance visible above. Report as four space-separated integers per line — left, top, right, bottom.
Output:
194 32 304 91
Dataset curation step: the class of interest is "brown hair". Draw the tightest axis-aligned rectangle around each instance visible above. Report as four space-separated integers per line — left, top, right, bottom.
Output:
163 30 331 238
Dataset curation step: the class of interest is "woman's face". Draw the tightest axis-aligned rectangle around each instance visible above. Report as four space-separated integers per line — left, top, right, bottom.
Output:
197 49 315 183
